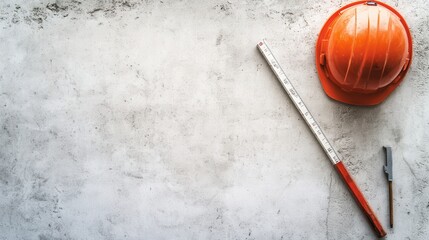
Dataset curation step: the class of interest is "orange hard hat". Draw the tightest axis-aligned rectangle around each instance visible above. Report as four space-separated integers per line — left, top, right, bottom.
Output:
316 1 412 106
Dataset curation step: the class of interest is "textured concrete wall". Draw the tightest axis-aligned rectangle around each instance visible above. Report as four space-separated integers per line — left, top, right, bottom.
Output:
0 0 428 239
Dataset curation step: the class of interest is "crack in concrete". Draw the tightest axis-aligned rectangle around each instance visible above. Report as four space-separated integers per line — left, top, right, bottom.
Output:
403 153 417 180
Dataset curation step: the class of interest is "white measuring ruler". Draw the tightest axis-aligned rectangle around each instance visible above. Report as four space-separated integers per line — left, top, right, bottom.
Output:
257 40 340 164
257 39 386 237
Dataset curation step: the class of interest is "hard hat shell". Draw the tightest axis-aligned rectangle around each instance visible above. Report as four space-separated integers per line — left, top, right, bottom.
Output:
316 1 412 106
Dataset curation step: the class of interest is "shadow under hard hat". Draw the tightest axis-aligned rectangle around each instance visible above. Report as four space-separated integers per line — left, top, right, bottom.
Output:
315 0 413 106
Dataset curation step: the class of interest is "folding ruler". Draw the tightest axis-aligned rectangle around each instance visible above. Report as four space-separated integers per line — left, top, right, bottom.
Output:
257 39 386 237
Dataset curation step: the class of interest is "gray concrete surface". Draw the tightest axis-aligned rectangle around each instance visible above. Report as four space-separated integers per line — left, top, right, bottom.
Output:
1 0 428 239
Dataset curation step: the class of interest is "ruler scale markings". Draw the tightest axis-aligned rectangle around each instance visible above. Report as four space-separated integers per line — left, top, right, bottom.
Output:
257 39 386 237
258 40 340 164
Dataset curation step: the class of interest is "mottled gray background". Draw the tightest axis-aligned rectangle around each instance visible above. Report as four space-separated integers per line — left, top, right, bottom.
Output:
0 0 428 239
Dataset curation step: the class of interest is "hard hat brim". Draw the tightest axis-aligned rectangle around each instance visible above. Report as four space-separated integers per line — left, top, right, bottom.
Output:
315 0 413 106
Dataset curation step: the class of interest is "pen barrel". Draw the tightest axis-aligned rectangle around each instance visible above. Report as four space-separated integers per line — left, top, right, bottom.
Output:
389 181 393 228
